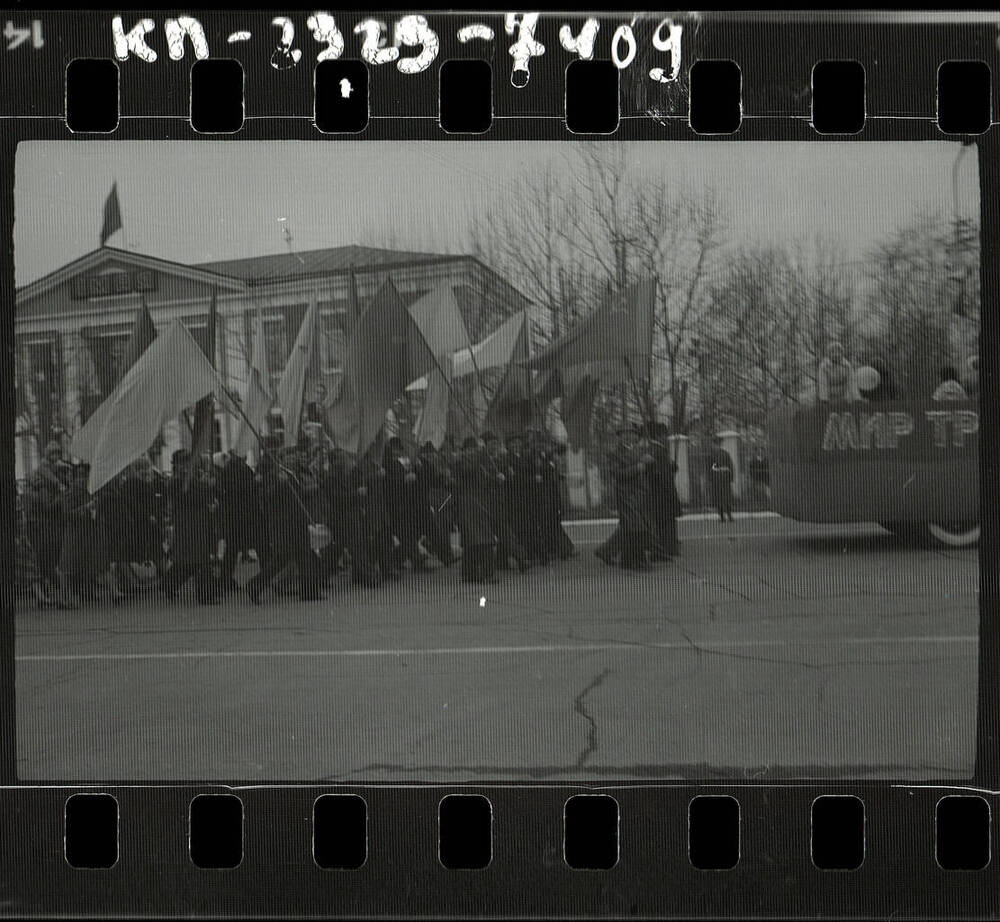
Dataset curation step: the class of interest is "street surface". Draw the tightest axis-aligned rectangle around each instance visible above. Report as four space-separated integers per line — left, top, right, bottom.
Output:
15 514 978 782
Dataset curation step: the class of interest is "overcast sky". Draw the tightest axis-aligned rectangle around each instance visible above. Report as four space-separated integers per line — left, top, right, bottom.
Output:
14 140 980 289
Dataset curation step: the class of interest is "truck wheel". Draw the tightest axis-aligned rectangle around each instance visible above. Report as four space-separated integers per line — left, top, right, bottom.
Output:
883 521 979 548
925 521 980 548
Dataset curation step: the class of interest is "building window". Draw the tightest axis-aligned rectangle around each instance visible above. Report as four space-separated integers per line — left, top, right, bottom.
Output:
263 314 288 393
78 329 130 421
318 309 346 375
21 336 63 452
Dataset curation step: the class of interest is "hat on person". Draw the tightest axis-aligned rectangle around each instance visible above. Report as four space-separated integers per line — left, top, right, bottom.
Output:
171 448 190 466
44 440 61 457
419 441 436 455
388 436 405 451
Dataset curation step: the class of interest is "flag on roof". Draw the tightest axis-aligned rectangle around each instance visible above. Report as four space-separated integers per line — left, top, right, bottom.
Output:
100 181 123 247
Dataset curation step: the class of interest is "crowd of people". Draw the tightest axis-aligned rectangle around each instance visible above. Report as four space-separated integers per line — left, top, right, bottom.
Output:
14 428 587 609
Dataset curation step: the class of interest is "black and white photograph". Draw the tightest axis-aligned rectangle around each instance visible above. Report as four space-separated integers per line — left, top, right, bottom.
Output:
12 139 980 782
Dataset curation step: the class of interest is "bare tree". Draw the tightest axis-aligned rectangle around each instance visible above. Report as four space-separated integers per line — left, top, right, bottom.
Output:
860 211 980 397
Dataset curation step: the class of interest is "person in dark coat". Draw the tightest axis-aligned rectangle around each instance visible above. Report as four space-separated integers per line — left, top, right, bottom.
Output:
15 487 56 608
359 448 398 581
383 437 426 572
609 426 653 570
483 432 529 573
646 422 680 559
117 458 167 569
414 441 456 567
215 450 267 591
159 450 221 603
244 448 326 603
706 436 735 523
454 437 499 583
504 434 541 562
58 464 122 604
343 452 385 585
528 430 577 562
25 442 70 592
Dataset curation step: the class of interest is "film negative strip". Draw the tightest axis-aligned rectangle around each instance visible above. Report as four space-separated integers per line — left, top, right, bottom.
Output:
1 8 998 919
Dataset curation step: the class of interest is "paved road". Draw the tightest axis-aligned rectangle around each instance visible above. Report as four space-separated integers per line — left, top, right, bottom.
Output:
15 515 978 782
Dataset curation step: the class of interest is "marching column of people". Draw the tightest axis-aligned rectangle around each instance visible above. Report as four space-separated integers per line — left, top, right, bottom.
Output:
14 426 586 608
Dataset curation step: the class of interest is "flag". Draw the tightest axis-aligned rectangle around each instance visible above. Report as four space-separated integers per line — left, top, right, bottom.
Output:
523 278 657 384
119 296 157 372
415 359 453 449
408 283 471 361
325 278 435 455
452 311 529 379
86 320 222 493
407 283 479 438
276 290 319 445
345 268 362 336
233 303 273 456
100 181 123 247
484 310 538 438
71 299 158 459
559 367 601 451
189 289 218 461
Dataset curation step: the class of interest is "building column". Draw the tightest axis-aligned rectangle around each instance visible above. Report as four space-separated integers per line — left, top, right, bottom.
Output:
668 434 690 505
716 429 742 499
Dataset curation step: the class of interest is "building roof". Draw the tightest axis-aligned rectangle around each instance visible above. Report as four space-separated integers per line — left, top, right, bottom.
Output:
193 244 460 285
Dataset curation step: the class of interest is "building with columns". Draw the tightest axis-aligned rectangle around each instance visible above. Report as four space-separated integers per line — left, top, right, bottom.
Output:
14 244 531 481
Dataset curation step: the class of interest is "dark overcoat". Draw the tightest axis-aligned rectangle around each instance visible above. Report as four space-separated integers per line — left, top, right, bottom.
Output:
454 452 497 549
168 473 218 570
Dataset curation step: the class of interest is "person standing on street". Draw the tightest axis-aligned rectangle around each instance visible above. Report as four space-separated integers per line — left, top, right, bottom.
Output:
706 436 735 523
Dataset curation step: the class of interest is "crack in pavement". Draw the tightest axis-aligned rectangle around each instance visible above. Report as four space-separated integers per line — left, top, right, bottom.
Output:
573 667 612 768
316 759 965 782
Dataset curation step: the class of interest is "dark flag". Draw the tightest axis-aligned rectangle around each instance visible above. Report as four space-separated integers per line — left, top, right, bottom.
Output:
484 310 538 438
325 278 435 455
559 368 601 451
100 182 123 247
190 289 218 460
523 278 657 385
119 296 158 372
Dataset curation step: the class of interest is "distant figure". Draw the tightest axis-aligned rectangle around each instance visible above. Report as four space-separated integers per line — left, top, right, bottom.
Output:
706 436 735 523
932 365 969 401
305 382 328 424
817 341 861 403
